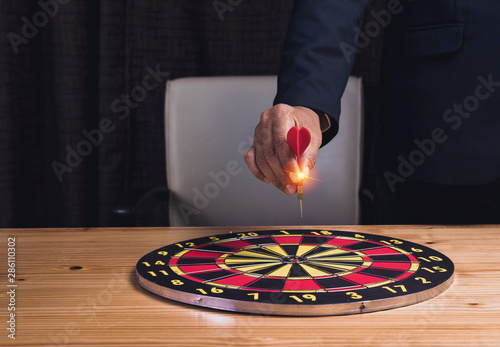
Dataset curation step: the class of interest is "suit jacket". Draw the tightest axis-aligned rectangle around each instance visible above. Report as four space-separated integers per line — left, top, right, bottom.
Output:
274 0 500 185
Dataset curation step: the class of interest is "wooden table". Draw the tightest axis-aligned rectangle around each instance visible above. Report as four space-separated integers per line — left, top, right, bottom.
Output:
1 226 499 346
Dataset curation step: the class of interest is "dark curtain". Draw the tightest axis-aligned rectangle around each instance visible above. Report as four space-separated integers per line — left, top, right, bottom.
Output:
0 0 384 228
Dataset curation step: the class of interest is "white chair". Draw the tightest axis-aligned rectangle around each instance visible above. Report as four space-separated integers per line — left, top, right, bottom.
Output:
165 76 363 227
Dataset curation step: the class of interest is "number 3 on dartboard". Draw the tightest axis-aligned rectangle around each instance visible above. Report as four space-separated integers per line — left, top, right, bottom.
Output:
346 292 363 300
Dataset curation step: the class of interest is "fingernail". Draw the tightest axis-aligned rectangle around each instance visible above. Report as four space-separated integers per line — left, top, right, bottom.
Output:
289 172 299 184
286 184 296 195
304 166 310 179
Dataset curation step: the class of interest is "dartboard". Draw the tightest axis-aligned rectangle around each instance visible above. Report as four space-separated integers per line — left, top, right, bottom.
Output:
136 230 454 316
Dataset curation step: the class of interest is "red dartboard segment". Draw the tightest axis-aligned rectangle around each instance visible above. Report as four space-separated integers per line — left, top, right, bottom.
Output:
361 247 404 256
169 257 179 267
272 235 302 244
341 273 390 286
179 264 221 273
136 229 454 316
283 279 323 291
213 274 258 287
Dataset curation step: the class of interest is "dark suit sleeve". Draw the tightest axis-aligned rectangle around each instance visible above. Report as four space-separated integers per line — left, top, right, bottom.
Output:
274 0 372 146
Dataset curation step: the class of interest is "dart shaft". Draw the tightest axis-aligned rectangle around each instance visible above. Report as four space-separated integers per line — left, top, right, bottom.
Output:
297 184 304 218
297 184 304 200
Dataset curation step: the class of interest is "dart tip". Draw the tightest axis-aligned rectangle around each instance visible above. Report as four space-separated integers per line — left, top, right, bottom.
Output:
300 199 303 218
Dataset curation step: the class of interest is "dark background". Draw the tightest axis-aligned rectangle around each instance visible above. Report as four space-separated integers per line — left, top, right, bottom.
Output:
0 0 385 228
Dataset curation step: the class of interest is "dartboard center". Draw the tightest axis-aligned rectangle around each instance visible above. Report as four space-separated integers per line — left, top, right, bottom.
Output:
281 255 306 264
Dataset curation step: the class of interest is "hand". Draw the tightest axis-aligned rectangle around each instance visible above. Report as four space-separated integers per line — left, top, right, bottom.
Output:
244 104 322 195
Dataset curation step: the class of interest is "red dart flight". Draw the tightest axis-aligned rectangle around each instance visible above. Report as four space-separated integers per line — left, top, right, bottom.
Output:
286 126 311 169
286 126 311 217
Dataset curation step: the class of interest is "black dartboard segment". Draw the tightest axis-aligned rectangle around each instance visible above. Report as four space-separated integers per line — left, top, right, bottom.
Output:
136 230 454 316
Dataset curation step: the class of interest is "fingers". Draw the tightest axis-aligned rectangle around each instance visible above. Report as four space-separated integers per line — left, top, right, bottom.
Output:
272 121 298 195
245 137 293 194
246 105 297 195
244 146 270 183
244 104 323 196
257 128 296 195
293 106 322 180
300 148 318 178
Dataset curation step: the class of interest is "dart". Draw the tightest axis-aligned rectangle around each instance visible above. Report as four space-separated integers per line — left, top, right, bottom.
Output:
286 126 311 217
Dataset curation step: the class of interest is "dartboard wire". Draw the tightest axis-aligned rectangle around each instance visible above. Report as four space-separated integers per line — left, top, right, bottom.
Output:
205 235 407 260
169 251 285 276
231 235 293 257
182 259 327 292
359 250 413 257
249 243 293 258
228 263 329 292
175 248 241 255
175 247 283 260
231 237 307 259
170 257 284 275
224 262 287 274
305 261 364 274
198 263 294 288
303 258 418 288
176 238 418 280
341 245 412 253
300 246 355 258
174 261 284 276
170 248 417 281
300 259 363 270
224 233 330 259
172 254 294 284
289 243 340 259
304 255 365 263
247 239 356 262
281 235 349 258
206 239 293 259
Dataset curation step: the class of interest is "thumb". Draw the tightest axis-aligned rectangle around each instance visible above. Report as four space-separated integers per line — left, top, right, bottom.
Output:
300 152 317 179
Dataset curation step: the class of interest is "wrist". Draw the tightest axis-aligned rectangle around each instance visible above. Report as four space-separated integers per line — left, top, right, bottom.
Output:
312 110 332 133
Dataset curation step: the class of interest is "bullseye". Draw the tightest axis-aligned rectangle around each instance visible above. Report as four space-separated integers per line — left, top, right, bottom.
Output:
282 255 306 263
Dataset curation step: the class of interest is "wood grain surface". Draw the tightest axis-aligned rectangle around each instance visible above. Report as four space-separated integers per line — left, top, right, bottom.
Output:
0 225 499 346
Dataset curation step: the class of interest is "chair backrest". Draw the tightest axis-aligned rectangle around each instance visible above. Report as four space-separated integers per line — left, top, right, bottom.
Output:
165 76 363 227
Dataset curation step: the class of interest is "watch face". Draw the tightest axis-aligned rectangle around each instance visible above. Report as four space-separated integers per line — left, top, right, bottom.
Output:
136 229 454 316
